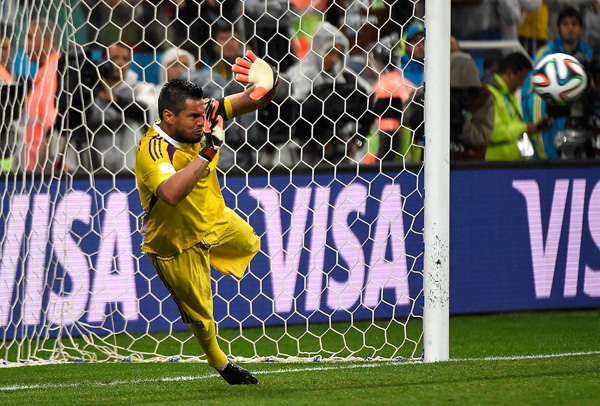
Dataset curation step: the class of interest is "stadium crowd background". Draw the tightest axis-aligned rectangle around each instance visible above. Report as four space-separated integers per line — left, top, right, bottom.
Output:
1 0 600 176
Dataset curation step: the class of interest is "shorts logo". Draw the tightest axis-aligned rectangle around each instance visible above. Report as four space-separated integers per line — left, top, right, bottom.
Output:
158 163 176 174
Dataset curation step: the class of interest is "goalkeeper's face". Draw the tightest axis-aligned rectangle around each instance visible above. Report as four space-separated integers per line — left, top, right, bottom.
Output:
169 98 206 144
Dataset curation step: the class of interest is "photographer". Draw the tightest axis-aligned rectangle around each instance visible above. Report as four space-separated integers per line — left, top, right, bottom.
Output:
485 52 554 161
404 51 496 161
449 52 495 160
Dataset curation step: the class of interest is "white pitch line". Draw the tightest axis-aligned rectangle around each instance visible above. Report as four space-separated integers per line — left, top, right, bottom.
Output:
0 351 598 393
0 363 393 392
450 350 600 362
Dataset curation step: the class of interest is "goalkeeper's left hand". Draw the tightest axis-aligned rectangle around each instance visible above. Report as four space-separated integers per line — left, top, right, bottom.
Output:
232 50 279 100
199 98 224 162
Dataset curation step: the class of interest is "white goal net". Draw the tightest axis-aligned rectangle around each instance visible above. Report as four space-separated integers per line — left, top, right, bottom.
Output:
0 0 432 366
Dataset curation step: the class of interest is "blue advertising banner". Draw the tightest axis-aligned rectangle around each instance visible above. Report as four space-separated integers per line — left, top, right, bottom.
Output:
451 166 600 313
0 171 423 339
1 165 599 339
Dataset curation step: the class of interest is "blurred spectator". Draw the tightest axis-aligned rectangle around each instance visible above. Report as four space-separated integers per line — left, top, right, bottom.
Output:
0 22 19 172
199 22 243 86
451 0 520 64
403 51 495 161
175 0 243 60
484 52 552 160
325 0 409 78
87 0 167 53
244 0 295 72
188 23 259 171
286 0 329 62
283 21 373 166
581 1 600 54
158 47 196 85
23 19 61 173
400 22 425 87
500 1 543 42
523 6 594 159
519 0 549 56
0 22 11 81
135 1 187 53
364 33 416 163
547 1 600 50
148 46 197 122
88 1 140 50
448 52 495 160
450 0 537 43
86 0 239 54
450 36 462 54
532 6 593 63
482 50 505 83
87 42 155 175
451 0 502 42
376 34 461 163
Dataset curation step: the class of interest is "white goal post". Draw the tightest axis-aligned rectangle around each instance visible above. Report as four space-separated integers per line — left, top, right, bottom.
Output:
0 0 449 366
423 0 450 363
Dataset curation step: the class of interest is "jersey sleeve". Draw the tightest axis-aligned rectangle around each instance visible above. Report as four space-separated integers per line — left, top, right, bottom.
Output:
137 137 176 195
202 97 232 121
214 97 233 120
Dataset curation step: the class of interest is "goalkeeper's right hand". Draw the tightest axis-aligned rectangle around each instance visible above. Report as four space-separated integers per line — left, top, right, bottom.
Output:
232 50 279 100
199 98 224 162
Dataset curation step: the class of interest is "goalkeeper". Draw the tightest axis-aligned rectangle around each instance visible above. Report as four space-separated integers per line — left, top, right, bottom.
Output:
134 51 278 385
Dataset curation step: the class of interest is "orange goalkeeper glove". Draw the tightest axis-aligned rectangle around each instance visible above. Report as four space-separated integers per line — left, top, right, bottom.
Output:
232 50 279 100
199 98 224 162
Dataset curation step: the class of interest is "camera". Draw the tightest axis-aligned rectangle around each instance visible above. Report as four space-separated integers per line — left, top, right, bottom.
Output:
56 43 115 141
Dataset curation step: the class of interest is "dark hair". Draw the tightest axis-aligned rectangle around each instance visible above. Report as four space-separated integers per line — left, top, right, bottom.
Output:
557 6 582 27
483 51 503 72
498 52 532 74
212 20 237 38
158 79 204 120
0 22 12 39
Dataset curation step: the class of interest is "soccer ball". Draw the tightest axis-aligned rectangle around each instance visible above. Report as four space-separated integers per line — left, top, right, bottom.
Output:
531 53 588 106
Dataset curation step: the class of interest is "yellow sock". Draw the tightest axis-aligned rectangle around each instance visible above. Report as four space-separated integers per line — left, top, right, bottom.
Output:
189 321 228 368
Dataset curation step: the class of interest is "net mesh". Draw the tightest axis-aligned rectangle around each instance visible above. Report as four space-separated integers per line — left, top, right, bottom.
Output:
0 0 425 366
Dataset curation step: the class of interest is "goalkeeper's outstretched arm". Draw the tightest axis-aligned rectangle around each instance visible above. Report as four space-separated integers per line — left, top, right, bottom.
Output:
227 85 278 117
226 50 280 118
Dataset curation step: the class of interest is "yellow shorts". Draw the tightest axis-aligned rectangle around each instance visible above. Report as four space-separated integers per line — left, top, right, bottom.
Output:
148 207 260 326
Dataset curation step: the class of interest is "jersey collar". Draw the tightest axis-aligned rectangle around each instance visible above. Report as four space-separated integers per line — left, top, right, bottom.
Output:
153 121 189 148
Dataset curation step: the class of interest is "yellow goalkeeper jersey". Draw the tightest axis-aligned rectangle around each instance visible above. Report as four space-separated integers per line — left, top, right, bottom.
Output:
135 97 232 256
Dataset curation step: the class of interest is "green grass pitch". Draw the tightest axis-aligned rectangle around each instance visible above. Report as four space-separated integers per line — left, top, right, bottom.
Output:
0 310 598 405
